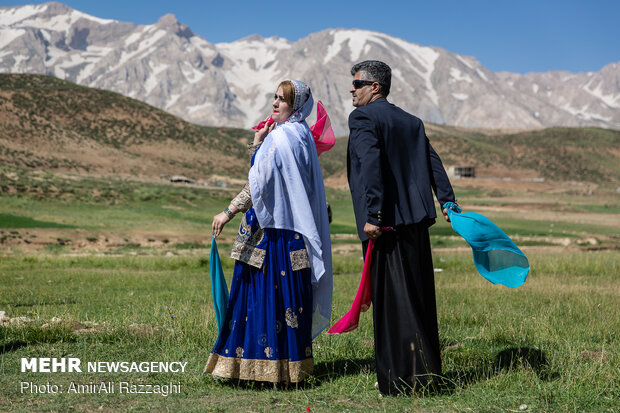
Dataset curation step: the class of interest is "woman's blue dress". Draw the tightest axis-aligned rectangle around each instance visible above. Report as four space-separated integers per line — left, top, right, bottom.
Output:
204 211 314 383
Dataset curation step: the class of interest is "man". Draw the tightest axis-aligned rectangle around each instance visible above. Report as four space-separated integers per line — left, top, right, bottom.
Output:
346 60 457 395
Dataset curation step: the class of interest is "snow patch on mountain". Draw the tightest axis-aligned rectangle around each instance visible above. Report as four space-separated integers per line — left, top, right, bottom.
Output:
450 68 473 83
388 36 440 105
324 29 389 64
0 28 26 49
0 4 48 25
112 29 167 70
586 82 620 108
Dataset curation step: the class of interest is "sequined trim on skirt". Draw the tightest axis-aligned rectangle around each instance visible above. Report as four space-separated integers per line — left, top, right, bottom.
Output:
204 353 313 383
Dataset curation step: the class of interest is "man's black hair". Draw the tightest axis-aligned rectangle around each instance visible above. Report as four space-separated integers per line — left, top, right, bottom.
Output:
351 60 391 97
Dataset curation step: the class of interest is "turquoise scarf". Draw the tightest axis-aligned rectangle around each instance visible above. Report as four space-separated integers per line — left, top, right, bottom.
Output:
210 236 229 332
443 202 529 288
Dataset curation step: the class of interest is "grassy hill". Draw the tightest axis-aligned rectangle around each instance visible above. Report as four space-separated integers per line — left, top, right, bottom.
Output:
321 125 620 187
427 125 620 184
0 74 250 181
2 74 619 188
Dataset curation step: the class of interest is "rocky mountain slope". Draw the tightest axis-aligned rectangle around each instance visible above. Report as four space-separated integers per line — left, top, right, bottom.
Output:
1 2 619 135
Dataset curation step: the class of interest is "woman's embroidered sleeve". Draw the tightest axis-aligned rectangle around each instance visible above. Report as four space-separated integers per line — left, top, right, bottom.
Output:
230 183 252 212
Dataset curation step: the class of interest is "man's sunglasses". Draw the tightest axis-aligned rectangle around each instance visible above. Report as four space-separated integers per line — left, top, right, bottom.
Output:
352 80 377 89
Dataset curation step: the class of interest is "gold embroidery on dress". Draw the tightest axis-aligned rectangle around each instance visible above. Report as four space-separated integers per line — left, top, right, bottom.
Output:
285 308 298 329
230 183 252 213
290 249 310 271
264 347 274 358
236 347 244 358
236 214 253 243
231 242 266 268
231 213 266 268
204 354 313 383
298 307 303 314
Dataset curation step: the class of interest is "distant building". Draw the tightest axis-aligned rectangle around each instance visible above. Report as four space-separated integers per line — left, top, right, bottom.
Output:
169 175 195 184
447 166 475 178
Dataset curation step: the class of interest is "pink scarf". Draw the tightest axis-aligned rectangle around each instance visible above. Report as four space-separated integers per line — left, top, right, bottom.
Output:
328 227 392 334
310 101 335 155
327 238 375 334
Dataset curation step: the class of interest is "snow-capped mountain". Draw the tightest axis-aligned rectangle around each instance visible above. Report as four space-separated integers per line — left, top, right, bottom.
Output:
2 2 619 134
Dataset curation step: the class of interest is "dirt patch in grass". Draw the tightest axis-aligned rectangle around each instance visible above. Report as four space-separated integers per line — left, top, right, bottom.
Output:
579 349 610 363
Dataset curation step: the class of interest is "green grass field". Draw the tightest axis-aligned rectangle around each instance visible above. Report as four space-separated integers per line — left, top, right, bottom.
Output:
1 251 618 412
1 169 619 412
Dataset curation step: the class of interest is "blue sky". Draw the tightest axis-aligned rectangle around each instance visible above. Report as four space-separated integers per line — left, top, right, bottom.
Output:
2 0 619 74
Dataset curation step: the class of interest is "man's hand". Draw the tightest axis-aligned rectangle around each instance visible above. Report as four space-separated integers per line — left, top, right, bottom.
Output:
364 222 382 240
442 208 451 223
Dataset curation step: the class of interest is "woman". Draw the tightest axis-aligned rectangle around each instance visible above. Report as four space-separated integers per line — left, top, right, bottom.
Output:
204 80 332 384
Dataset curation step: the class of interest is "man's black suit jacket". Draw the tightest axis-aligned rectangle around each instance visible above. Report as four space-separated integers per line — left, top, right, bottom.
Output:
347 97 455 241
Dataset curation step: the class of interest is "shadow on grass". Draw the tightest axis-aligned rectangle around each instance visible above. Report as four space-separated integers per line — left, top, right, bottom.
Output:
314 356 375 383
311 347 557 395
210 348 556 394
210 377 320 392
443 346 559 393
0 325 77 355
0 340 29 355
496 347 547 372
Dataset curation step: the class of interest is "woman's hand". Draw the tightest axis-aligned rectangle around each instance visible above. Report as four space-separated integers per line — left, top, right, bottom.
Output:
212 211 232 238
253 116 276 145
